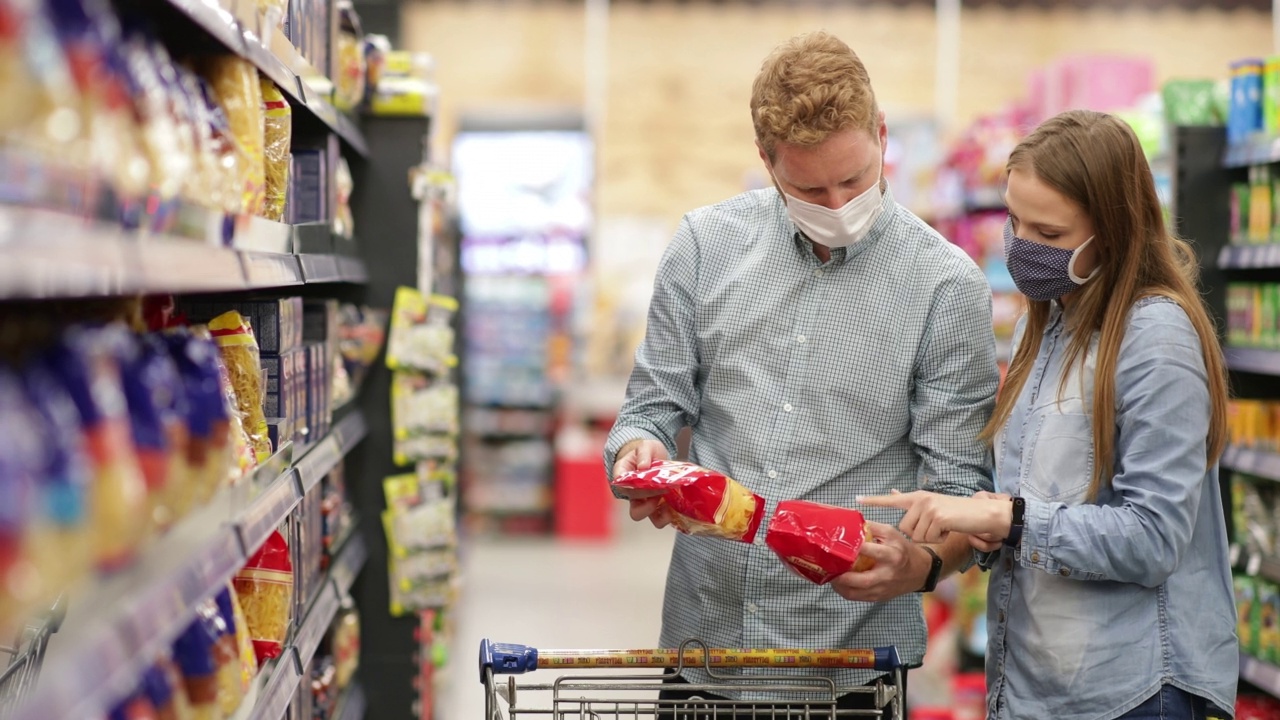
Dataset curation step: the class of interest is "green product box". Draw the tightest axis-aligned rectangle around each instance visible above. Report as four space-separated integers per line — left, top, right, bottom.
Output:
1266 56 1280 134
1233 183 1252 245
1263 581 1280 663
1238 574 1259 656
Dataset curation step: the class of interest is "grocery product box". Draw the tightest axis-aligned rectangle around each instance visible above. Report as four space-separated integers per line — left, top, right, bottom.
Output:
182 298 304 355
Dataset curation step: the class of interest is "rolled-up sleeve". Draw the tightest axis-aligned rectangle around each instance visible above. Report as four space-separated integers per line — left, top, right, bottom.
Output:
603 216 703 480
1018 302 1211 587
910 264 1000 498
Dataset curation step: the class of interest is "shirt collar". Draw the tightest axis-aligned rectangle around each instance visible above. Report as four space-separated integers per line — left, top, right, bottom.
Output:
788 182 899 265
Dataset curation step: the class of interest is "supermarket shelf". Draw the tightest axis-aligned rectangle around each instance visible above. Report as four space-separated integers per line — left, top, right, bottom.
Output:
247 533 366 720
1218 244 1280 270
11 412 366 720
0 206 368 299
1241 652 1280 698
335 684 367 720
330 533 369 598
163 0 368 156
1226 346 1280 376
299 254 369 284
1222 445 1280 484
296 409 368 493
1224 136 1280 169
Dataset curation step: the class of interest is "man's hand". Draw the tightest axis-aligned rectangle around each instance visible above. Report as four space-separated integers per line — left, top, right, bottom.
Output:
610 439 673 528
829 521 931 603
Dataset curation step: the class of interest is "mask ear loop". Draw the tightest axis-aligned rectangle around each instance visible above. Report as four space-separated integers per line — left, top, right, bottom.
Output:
1068 236 1100 286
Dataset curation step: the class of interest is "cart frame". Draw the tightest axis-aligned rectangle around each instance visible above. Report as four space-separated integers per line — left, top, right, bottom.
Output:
479 639 905 720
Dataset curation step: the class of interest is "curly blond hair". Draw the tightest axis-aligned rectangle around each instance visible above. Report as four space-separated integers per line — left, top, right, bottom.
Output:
751 31 880 160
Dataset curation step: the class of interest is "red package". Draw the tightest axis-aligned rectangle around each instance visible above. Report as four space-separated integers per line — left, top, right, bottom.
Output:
233 530 293 664
612 461 765 543
765 500 876 585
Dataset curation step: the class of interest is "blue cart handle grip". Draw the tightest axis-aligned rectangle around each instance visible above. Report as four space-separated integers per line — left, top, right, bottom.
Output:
480 639 539 681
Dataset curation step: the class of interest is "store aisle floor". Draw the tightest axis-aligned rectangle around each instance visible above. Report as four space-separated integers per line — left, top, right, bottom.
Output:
442 507 674 719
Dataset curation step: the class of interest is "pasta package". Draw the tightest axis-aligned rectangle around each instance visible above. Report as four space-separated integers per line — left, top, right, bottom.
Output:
765 500 876 585
259 79 291 221
202 56 265 216
612 461 765 544
233 530 293 665
208 312 271 464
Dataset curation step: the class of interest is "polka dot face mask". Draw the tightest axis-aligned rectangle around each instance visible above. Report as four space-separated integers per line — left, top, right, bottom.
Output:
1003 216 1099 302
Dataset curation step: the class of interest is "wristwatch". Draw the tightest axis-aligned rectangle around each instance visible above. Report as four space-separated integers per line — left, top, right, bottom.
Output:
1003 497 1026 548
918 546 943 593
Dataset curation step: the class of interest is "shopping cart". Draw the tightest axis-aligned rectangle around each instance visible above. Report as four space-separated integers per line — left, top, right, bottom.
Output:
0 594 64 716
479 638 905 720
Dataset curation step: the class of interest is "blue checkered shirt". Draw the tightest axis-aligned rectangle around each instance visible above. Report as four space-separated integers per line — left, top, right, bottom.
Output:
604 186 999 696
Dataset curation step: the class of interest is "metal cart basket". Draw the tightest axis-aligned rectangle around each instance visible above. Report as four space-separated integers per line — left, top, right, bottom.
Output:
0 595 64 716
479 638 905 720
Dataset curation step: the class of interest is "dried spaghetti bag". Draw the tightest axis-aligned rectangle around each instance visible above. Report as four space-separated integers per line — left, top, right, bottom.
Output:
198 597 243 716
202 56 265 216
260 79 290 221
765 500 876 585
217 584 258 693
612 460 766 543
163 330 232 510
234 530 293 665
119 28 188 202
140 335 192 528
21 363 92 602
45 327 148 571
172 616 221 720
208 311 270 464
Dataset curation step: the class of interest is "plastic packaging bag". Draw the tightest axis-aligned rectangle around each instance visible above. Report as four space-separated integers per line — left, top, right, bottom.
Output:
612 461 766 543
46 327 148 571
392 434 457 467
215 586 258 700
163 329 233 511
202 56 265 216
234 530 293 665
172 613 221 720
208 311 270 464
391 373 458 438
260 79 291 222
328 601 361 689
21 363 91 609
765 500 876 585
385 288 457 374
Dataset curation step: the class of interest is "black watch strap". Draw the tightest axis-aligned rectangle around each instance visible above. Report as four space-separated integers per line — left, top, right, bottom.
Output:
918 546 943 593
1003 497 1026 548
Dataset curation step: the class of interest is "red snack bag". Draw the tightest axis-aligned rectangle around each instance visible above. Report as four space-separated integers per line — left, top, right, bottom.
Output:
233 530 293 664
766 500 876 585
612 461 766 543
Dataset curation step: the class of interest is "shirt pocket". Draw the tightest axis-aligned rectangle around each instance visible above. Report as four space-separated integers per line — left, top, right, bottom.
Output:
1022 413 1094 504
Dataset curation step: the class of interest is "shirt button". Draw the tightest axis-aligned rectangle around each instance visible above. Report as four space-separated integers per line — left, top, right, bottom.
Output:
1059 568 1071 577
784 403 794 413
1030 552 1040 563
768 470 778 479
814 269 824 277
1004 557 1013 571
747 603 759 614
797 335 806 344
998 610 1006 623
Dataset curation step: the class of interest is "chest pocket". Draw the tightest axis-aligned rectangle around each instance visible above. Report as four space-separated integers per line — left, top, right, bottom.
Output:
1022 412 1094 504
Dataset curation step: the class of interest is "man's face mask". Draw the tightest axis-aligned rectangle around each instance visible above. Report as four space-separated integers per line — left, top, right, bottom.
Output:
776 156 884 248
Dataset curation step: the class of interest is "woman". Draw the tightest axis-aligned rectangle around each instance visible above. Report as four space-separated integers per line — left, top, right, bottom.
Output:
860 110 1237 720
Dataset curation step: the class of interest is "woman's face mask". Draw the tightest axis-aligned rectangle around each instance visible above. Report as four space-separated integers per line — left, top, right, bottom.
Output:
1003 217 1099 302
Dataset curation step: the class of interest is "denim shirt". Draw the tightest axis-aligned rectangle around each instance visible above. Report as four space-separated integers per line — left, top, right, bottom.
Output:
984 297 1238 720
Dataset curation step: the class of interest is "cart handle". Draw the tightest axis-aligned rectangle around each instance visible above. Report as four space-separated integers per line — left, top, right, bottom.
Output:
478 640 903 682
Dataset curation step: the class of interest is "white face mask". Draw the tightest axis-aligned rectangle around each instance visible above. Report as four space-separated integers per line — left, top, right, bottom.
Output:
779 176 884 248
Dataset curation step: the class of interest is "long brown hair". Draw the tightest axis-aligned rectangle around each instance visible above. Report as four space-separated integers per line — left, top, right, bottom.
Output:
981 110 1229 501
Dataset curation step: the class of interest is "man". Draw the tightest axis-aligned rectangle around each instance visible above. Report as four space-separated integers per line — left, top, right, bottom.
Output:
604 31 999 719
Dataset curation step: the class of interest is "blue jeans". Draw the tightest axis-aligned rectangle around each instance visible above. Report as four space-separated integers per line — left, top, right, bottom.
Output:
1116 685 1219 720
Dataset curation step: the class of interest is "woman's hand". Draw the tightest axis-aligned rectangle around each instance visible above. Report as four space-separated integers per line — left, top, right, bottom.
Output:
857 490 1014 544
